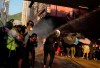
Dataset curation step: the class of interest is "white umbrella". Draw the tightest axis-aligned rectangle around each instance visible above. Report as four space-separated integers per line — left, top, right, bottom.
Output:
79 38 91 45
63 35 76 45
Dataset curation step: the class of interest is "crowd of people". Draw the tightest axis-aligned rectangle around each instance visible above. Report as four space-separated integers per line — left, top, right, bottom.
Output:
53 31 100 60
0 19 38 68
0 19 100 68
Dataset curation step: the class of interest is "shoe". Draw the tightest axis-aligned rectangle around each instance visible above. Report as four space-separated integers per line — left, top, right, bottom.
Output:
86 58 89 60
71 56 75 58
43 65 46 68
93 58 97 60
81 57 85 59
48 66 51 68
68 55 70 57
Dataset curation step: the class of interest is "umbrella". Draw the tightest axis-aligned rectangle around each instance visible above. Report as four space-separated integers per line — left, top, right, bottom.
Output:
63 35 76 45
79 38 91 45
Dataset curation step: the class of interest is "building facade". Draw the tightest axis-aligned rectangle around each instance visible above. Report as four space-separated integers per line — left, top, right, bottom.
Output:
21 1 31 26
0 0 9 26
22 0 45 26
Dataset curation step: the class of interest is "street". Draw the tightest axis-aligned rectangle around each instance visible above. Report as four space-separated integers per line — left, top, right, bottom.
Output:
34 53 83 68
33 49 100 68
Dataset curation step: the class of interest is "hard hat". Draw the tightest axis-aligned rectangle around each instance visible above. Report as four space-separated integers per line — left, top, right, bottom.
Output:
55 29 60 37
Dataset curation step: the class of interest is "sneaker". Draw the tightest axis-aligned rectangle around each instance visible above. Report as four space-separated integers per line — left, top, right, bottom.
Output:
48 66 51 68
64 55 67 57
86 58 89 60
81 57 85 59
93 58 97 60
72 56 75 58
68 55 70 57
43 65 46 68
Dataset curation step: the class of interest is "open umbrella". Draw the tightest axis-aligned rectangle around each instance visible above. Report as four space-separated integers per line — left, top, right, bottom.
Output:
79 38 91 45
63 35 76 45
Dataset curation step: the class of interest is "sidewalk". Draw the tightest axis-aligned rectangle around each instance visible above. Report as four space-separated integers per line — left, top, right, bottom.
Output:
70 57 100 68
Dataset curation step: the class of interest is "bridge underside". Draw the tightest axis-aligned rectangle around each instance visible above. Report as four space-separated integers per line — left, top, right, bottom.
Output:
33 8 100 39
24 0 100 39
26 0 100 10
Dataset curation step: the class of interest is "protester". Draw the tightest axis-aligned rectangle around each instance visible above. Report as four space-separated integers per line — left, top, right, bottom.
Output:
70 33 76 58
24 20 38 68
25 33 38 68
0 27 8 67
15 25 26 68
80 37 90 60
43 30 60 68
5 19 19 68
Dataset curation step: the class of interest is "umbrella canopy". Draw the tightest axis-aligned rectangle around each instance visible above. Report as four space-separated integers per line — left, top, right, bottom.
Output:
79 38 91 45
63 35 76 45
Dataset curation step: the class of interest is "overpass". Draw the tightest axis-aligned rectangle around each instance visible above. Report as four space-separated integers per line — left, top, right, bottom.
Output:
22 0 100 25
22 0 100 39
27 0 100 10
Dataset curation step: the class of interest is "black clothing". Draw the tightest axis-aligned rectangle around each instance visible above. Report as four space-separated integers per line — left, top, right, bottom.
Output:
24 33 37 68
44 33 58 67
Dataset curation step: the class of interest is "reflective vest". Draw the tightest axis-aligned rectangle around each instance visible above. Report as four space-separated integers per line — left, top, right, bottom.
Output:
6 35 17 50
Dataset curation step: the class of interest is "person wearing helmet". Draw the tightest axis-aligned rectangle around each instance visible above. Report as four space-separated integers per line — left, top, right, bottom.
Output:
55 29 60 37
5 19 19 68
43 30 61 68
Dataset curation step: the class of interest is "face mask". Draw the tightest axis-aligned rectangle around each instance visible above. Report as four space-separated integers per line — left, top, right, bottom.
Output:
30 28 33 30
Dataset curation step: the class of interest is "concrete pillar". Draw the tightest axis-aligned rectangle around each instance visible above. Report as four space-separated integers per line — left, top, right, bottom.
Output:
21 1 31 26
0 0 9 26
